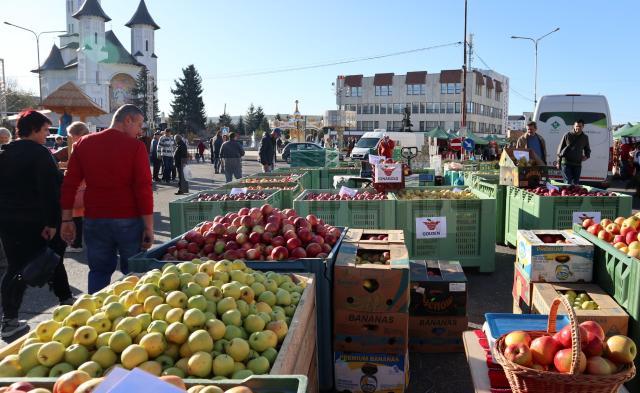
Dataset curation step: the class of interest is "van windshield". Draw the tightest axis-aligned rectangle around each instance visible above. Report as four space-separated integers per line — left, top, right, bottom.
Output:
355 137 379 149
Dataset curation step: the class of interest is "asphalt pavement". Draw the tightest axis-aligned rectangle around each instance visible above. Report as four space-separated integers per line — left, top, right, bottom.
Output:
1 157 637 393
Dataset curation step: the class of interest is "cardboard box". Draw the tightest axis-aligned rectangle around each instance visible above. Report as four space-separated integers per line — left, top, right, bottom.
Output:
409 260 467 316
408 316 468 352
516 230 594 282
334 351 409 393
499 148 547 187
512 262 533 313
532 283 629 336
344 228 405 245
513 298 525 314
334 242 410 313
333 309 408 353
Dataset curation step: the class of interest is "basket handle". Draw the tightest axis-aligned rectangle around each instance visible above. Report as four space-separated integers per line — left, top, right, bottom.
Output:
546 296 582 375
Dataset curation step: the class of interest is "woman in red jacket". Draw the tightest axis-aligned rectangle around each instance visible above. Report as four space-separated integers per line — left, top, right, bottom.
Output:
377 134 395 159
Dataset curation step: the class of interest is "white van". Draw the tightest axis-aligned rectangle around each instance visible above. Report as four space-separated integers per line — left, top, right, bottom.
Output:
533 94 611 184
349 129 427 160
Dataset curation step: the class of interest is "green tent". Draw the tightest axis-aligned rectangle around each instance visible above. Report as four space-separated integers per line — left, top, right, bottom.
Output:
465 131 489 145
485 134 510 145
425 126 451 139
613 123 638 139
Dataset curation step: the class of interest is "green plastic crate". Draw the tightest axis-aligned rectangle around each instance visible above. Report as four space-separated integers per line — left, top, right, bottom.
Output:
444 169 465 186
293 189 396 229
169 189 282 237
274 167 320 189
470 178 506 245
393 186 496 272
216 182 301 209
247 171 312 190
504 186 633 246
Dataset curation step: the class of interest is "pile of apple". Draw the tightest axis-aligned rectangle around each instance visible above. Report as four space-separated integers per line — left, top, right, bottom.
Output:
582 214 640 258
193 192 270 202
162 204 341 261
237 185 297 191
395 189 477 200
502 320 636 375
526 185 616 197
355 251 391 265
0 260 305 382
303 191 388 201
243 175 300 183
562 290 599 311
362 234 389 241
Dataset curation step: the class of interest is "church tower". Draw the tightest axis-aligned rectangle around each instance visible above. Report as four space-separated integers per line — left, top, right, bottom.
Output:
65 0 82 35
126 0 160 80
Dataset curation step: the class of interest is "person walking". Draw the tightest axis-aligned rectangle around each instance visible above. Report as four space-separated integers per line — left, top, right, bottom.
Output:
60 105 154 294
174 134 190 195
64 122 90 253
212 132 223 174
196 140 206 163
516 121 548 165
149 131 162 181
557 119 591 185
258 129 276 173
158 129 175 183
377 134 395 159
220 132 245 182
0 110 74 338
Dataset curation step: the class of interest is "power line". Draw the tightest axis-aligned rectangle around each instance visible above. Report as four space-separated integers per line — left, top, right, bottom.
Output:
473 51 534 103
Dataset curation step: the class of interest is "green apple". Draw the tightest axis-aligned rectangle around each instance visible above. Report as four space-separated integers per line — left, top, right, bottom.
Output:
120 344 149 369
251 272 266 283
140 332 167 358
165 322 189 345
222 309 242 327
244 314 266 334
64 343 90 367
279 281 297 293
261 347 278 365
165 308 184 324
162 263 181 275
275 289 292 306
163 343 180 359
198 260 217 276
187 295 208 311
205 319 226 341
213 271 229 284
192 272 211 288
212 354 235 377
270 310 286 322
203 286 223 302
166 291 188 309
18 342 43 371
224 325 247 341
51 326 75 347
213 339 229 353
263 279 278 293
221 282 242 300
108 330 132 353
233 361 245 372
205 300 217 315
36 319 61 341
48 362 75 377
147 320 169 334
72 297 97 313
151 304 172 321
229 270 248 284
138 360 162 376
103 302 127 321
232 369 254 379
159 273 181 292
143 295 165 314
96 332 113 348
0 355 22 377
250 282 266 297
213 260 232 272
283 305 296 317
136 313 152 331
86 312 112 335
184 282 203 297
247 356 270 375
136 283 161 303
257 312 272 324
91 346 118 369
162 367 186 377
37 341 65 367
290 292 301 305
175 357 189 373
103 294 120 306
77 360 102 377
255 302 272 313
258 291 276 307
183 309 206 331
63 309 92 329
249 330 278 352
217 297 237 315
178 261 198 275
115 317 142 338
267 272 285 285
155 354 174 369
187 351 213 378
230 259 246 271
226 338 250 362
52 305 73 322
25 365 50 377
236 300 250 318
188 330 213 353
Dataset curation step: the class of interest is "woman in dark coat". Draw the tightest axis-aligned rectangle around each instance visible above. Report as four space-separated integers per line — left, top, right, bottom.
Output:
174 134 189 195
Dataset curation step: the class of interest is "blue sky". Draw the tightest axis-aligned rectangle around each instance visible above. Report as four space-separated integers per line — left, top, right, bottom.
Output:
1 0 639 123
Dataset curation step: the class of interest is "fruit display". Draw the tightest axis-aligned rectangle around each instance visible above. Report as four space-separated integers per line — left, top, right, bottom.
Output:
236 185 297 191
536 233 572 244
395 188 477 200
525 185 616 197
355 250 391 265
193 192 270 202
560 290 599 311
582 214 640 258
362 234 389 241
302 191 388 201
243 175 300 183
502 320 636 374
162 205 341 261
0 262 305 380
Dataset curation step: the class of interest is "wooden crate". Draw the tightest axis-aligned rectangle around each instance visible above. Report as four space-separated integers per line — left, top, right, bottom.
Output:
0 273 318 393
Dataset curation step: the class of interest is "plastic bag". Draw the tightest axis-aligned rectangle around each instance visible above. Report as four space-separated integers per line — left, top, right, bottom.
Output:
184 165 193 181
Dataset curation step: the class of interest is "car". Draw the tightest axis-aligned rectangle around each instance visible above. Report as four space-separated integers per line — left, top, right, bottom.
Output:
282 142 323 163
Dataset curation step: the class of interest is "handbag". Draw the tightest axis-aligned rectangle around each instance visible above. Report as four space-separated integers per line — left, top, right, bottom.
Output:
18 246 60 287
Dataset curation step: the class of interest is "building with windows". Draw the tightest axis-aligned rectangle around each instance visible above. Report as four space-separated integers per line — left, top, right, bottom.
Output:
335 68 509 135
507 112 533 131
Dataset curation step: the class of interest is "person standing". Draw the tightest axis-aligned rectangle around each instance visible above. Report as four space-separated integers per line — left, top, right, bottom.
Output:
60 105 154 294
64 122 90 253
557 119 591 185
258 129 276 173
220 132 245 182
149 131 162 181
174 134 189 195
158 129 175 183
516 121 548 165
0 110 73 337
197 140 206 163
212 132 223 174
377 134 395 159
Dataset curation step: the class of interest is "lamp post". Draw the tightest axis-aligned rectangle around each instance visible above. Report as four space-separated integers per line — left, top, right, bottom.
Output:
3 22 66 106
511 27 560 109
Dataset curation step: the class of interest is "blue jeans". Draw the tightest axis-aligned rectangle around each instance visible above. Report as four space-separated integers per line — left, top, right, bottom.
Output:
84 218 144 294
161 156 174 182
561 164 582 185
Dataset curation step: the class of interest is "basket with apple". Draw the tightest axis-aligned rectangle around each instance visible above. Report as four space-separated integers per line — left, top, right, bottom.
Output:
494 296 636 393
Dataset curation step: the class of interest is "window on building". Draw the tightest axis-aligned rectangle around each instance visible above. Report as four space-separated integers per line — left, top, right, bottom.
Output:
356 105 362 114
440 84 446 94
374 121 379 129
146 40 149 52
380 104 387 115
447 83 455 94
455 102 461 114
393 103 403 114
486 87 492 99
496 91 501 101
375 85 392 96
94 32 98 44
440 103 447 114
362 104 371 115
374 104 380 114
476 84 482 95
455 83 462 93
346 86 361 97
454 121 460 130
412 103 419 114
447 103 454 114
407 84 425 95
420 102 426 114
419 121 425 131
95 71 99 83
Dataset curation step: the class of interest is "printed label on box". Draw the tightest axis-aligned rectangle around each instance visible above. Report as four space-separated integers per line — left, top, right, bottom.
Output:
572 211 601 225
339 186 358 197
229 187 248 195
449 283 466 292
415 217 447 239
334 352 408 393
369 154 385 165
374 163 402 183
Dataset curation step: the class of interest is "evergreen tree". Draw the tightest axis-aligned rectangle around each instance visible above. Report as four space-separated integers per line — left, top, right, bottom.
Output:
275 113 282 121
236 117 246 135
244 104 256 134
254 106 266 132
169 64 207 134
258 117 270 132
217 112 235 133
130 66 159 123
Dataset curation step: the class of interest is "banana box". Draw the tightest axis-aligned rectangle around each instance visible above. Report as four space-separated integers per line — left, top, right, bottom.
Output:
344 229 405 245
334 351 409 393
334 309 408 353
408 316 468 352
409 260 467 316
516 230 593 282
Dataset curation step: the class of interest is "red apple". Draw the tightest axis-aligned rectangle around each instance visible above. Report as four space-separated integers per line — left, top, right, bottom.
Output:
625 230 639 245
587 356 617 375
8 382 35 392
245 248 260 260
286 237 301 251
265 222 279 234
261 232 273 243
321 243 332 253
212 223 225 235
297 228 313 243
312 235 325 245
260 204 274 216
271 236 285 247
557 324 589 349
271 246 289 261
583 335 604 357
505 331 532 347
240 215 254 227
306 214 319 226
187 242 200 254
290 247 307 259
606 223 620 235
53 370 92 393
249 207 262 221
238 207 250 216
225 241 239 250
202 244 214 254
504 343 533 367
598 229 613 242
620 226 635 238
305 243 322 258
613 235 626 244
554 349 587 373
530 335 562 366
248 232 261 244
176 239 189 250
283 230 298 241
614 216 626 227
587 224 603 235
582 218 595 229
580 321 605 342
530 364 548 371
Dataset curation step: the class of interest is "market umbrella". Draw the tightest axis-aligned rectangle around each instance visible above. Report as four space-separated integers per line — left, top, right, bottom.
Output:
42 81 107 120
425 126 451 139
613 122 638 139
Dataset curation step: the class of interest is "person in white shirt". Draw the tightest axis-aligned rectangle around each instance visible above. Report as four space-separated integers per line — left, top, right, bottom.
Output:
158 129 176 183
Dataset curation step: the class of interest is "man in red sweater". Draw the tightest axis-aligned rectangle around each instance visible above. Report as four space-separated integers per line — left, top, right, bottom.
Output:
377 134 395 159
60 105 154 293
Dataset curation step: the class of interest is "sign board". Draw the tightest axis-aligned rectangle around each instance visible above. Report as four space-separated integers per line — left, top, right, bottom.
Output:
450 138 462 151
572 211 601 225
415 217 447 239
221 127 230 135
374 163 402 183
368 154 385 165
229 187 248 195
430 155 442 176
463 138 475 152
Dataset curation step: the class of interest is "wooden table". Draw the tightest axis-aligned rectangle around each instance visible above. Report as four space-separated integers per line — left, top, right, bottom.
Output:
463 331 629 393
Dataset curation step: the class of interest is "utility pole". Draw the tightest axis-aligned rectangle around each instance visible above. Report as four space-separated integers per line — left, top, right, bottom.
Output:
461 0 468 136
0 58 6 121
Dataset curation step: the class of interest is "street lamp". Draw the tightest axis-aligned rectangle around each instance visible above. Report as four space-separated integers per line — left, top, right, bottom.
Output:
511 27 560 109
4 21 66 106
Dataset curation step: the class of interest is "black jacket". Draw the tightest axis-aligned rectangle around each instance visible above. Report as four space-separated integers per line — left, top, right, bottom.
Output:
259 134 275 165
174 140 188 167
220 140 245 158
213 136 223 156
0 140 61 227
557 131 591 166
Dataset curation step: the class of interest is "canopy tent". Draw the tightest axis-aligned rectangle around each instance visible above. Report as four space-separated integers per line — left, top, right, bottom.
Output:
425 126 451 139
485 134 510 145
42 81 107 120
613 123 639 139
465 131 489 145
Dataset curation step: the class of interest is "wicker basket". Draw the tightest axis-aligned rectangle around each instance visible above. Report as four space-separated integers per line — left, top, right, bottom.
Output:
494 296 636 393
